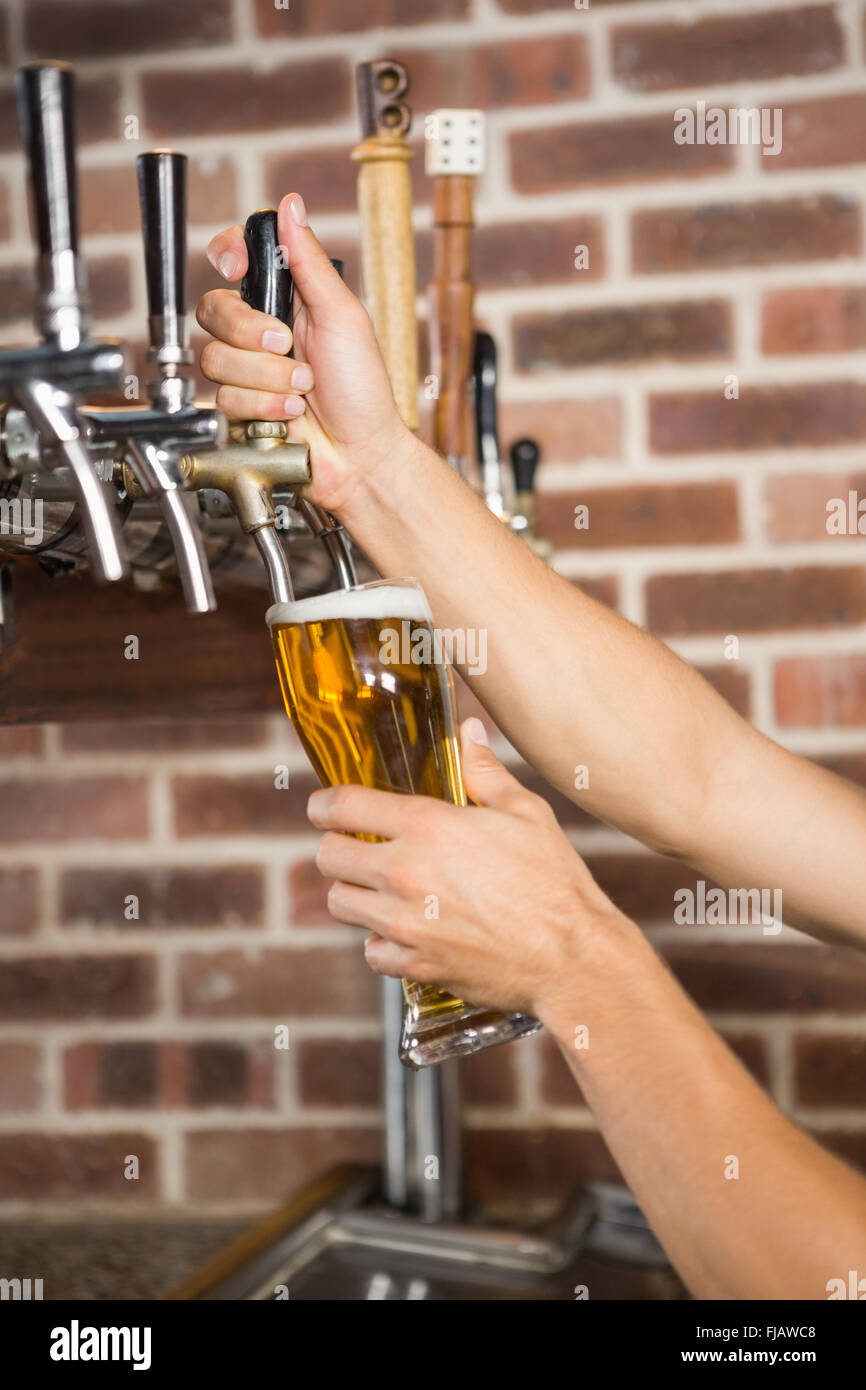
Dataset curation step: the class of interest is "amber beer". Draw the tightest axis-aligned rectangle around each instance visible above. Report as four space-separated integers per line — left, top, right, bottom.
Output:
267 577 540 1068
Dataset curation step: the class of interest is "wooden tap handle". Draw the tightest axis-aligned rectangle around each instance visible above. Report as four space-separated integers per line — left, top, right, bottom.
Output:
429 175 475 462
352 61 419 431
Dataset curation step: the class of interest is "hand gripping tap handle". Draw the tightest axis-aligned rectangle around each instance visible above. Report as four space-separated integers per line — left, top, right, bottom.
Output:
242 209 293 324
14 62 127 583
137 150 190 366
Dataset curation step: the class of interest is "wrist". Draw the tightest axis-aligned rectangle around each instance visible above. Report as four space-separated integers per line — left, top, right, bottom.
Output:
338 425 435 533
532 907 657 1047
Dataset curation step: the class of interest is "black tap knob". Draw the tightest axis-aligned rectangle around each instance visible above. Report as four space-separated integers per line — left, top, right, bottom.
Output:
472 330 500 467
510 438 541 495
242 209 293 329
137 151 188 361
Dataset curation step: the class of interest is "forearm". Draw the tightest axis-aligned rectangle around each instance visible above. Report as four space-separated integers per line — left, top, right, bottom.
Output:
537 922 866 1300
339 432 737 859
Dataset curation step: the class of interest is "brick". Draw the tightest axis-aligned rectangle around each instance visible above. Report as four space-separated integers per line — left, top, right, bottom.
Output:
0 1132 157 1199
0 179 10 242
497 398 621 467
0 956 155 1022
775 655 866 728
0 76 122 153
500 0 656 6
664 944 866 1014
462 1042 519 1107
0 1043 42 1111
613 7 842 93
585 855 721 924
767 471 866 543
418 217 604 294
256 0 468 36
647 566 866 637
724 1033 771 1089
185 1126 380 1200
90 257 133 320
515 300 731 372
0 776 148 842
0 869 39 935
64 1039 274 1109
393 35 590 112
60 718 269 753
767 94 866 172
81 157 238 237
25 0 233 57
796 1035 866 1108
173 771 318 836
699 665 752 720
762 287 866 355
634 197 860 274
60 865 264 929
179 947 378 1019
265 145 358 216
465 1128 620 1205
296 1038 381 1108
142 59 350 139
0 726 43 757
511 112 732 195
650 384 866 454
537 481 738 551
288 859 329 925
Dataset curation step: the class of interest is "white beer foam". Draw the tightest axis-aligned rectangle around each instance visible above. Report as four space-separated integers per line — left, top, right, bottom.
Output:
266 580 433 629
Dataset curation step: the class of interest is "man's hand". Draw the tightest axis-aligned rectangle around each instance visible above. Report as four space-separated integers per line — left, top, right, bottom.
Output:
307 718 633 1015
196 192 414 512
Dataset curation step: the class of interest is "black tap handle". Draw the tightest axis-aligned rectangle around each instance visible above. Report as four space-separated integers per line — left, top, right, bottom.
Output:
242 209 293 331
473 330 500 464
510 438 541 494
137 151 187 352
16 62 79 262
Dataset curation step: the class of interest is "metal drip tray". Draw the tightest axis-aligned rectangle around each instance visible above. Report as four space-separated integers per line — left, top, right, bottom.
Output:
168 1166 686 1303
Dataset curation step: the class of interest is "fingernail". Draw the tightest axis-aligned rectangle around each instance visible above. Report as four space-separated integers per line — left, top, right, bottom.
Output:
262 328 291 354
284 396 306 418
217 251 240 280
289 194 308 228
292 364 314 390
307 789 330 823
464 717 489 747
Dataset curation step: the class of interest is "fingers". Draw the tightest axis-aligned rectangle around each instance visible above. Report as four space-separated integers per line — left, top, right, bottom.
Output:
206 225 247 282
459 718 547 821
277 192 357 317
362 933 418 979
307 784 430 840
315 830 387 889
196 288 293 355
214 384 306 422
201 341 314 396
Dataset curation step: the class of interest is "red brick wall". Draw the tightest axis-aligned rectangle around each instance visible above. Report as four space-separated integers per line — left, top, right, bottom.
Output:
1 0 866 1213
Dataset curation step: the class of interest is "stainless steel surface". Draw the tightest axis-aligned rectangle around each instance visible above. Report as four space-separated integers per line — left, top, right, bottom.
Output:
253 523 294 604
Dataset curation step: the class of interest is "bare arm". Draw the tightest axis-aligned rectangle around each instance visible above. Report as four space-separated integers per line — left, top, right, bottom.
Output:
197 196 866 949
311 729 866 1301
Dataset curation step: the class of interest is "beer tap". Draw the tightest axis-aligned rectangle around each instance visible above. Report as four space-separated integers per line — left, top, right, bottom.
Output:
88 151 223 613
0 62 128 584
177 209 356 602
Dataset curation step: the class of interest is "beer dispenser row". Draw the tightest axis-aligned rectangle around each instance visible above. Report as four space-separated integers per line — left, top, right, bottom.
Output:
0 61 355 622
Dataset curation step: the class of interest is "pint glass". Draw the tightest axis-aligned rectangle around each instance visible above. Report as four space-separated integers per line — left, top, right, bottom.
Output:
267 577 541 1068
